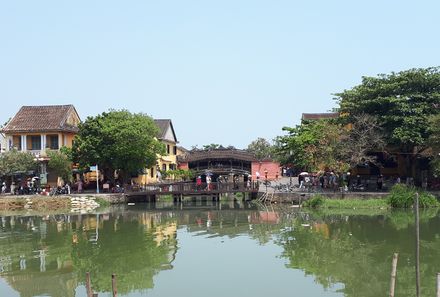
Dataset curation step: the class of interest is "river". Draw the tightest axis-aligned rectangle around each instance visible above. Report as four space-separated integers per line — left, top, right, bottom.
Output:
0 201 439 297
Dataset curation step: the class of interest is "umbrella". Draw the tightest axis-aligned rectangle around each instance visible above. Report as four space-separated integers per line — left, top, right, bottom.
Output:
299 172 309 176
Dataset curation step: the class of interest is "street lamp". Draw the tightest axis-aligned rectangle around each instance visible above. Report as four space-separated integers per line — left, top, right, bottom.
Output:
264 169 268 193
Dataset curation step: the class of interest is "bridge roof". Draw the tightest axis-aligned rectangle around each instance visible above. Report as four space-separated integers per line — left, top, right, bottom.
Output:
178 149 257 163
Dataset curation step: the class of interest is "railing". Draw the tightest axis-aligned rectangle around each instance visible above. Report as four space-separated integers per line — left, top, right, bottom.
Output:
127 181 260 194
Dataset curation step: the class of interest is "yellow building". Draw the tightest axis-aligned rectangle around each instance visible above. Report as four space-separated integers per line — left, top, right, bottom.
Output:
134 119 181 184
1 105 80 185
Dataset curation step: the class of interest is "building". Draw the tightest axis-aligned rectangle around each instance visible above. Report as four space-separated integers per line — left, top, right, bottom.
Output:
134 119 180 184
177 148 281 182
0 133 6 153
1 105 80 185
301 112 339 122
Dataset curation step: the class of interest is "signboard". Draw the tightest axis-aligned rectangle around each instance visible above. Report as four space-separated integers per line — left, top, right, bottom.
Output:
89 166 97 171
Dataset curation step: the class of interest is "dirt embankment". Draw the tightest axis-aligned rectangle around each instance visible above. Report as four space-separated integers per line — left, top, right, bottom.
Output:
0 196 71 211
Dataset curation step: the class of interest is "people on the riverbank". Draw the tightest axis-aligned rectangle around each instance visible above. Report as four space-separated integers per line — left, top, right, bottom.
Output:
196 176 202 191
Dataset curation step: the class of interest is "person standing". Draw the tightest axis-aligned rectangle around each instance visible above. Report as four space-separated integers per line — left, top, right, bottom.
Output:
206 175 211 191
377 175 383 191
196 176 202 191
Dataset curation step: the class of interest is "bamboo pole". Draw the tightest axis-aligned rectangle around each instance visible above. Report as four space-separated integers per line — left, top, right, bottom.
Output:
112 274 118 297
86 272 92 297
437 273 440 297
389 253 399 297
415 192 420 297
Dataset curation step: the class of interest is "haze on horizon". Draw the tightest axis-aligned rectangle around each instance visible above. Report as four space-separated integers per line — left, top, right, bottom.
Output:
0 0 439 149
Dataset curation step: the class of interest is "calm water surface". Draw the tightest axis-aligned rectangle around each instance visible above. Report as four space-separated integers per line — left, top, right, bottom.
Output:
0 201 439 297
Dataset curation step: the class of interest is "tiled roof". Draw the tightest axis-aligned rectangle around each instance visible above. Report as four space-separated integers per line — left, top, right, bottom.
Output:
301 112 339 121
1 105 80 133
154 119 177 142
178 149 257 163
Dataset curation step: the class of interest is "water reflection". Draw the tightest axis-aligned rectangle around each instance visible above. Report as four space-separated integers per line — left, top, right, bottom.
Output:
0 202 439 297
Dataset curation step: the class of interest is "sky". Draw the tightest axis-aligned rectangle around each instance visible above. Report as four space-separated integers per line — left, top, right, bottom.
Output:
0 0 439 149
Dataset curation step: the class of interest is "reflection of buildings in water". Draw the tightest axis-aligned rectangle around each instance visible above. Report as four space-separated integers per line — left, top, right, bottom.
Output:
4 272 78 297
313 223 330 239
154 222 177 246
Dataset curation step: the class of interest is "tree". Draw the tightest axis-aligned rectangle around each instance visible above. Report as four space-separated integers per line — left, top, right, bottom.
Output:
0 149 37 177
71 110 165 183
247 138 273 160
47 149 72 183
274 119 344 172
427 114 440 176
166 169 195 181
336 67 440 177
337 114 386 168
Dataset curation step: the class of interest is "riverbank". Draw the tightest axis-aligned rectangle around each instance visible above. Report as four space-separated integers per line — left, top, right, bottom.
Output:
258 191 389 204
0 193 126 212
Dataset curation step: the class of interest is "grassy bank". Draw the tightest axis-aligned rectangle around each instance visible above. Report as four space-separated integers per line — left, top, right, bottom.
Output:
303 184 440 209
320 198 389 209
303 195 389 209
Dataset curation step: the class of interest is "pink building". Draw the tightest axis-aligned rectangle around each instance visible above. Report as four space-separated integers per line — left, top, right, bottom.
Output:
251 160 281 181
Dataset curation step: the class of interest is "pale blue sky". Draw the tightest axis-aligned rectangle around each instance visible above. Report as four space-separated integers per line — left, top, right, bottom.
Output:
0 0 439 148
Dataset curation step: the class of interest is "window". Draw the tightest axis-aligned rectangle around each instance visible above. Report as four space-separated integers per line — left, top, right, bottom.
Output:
31 136 41 150
49 135 59 150
162 164 167 171
167 144 170 154
173 146 177 155
150 168 154 178
169 164 176 170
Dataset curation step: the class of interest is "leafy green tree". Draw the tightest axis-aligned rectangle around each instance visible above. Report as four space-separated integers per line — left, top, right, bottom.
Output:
336 67 440 177
0 149 37 177
428 113 440 176
247 137 273 160
71 110 165 183
47 149 72 183
274 119 344 172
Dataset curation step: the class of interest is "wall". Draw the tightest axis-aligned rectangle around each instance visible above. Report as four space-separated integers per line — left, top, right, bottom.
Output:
178 162 189 170
251 161 281 180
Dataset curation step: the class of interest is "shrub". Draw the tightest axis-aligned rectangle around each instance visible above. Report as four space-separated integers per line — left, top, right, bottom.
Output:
386 184 439 208
303 195 324 208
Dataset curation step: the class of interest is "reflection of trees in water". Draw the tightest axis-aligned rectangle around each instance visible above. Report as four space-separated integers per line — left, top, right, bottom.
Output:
0 212 178 296
1 206 439 297
277 210 440 297
72 216 178 294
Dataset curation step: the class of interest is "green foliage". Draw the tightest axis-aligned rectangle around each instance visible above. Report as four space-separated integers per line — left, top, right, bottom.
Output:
303 195 324 208
386 184 439 208
336 67 440 149
94 197 111 207
274 119 345 171
428 114 440 176
166 169 195 181
202 143 222 150
247 137 274 160
158 194 174 201
320 198 388 209
72 110 165 183
47 150 72 182
0 149 37 176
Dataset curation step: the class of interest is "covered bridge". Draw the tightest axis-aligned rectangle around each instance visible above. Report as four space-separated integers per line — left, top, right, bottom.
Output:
178 149 280 182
